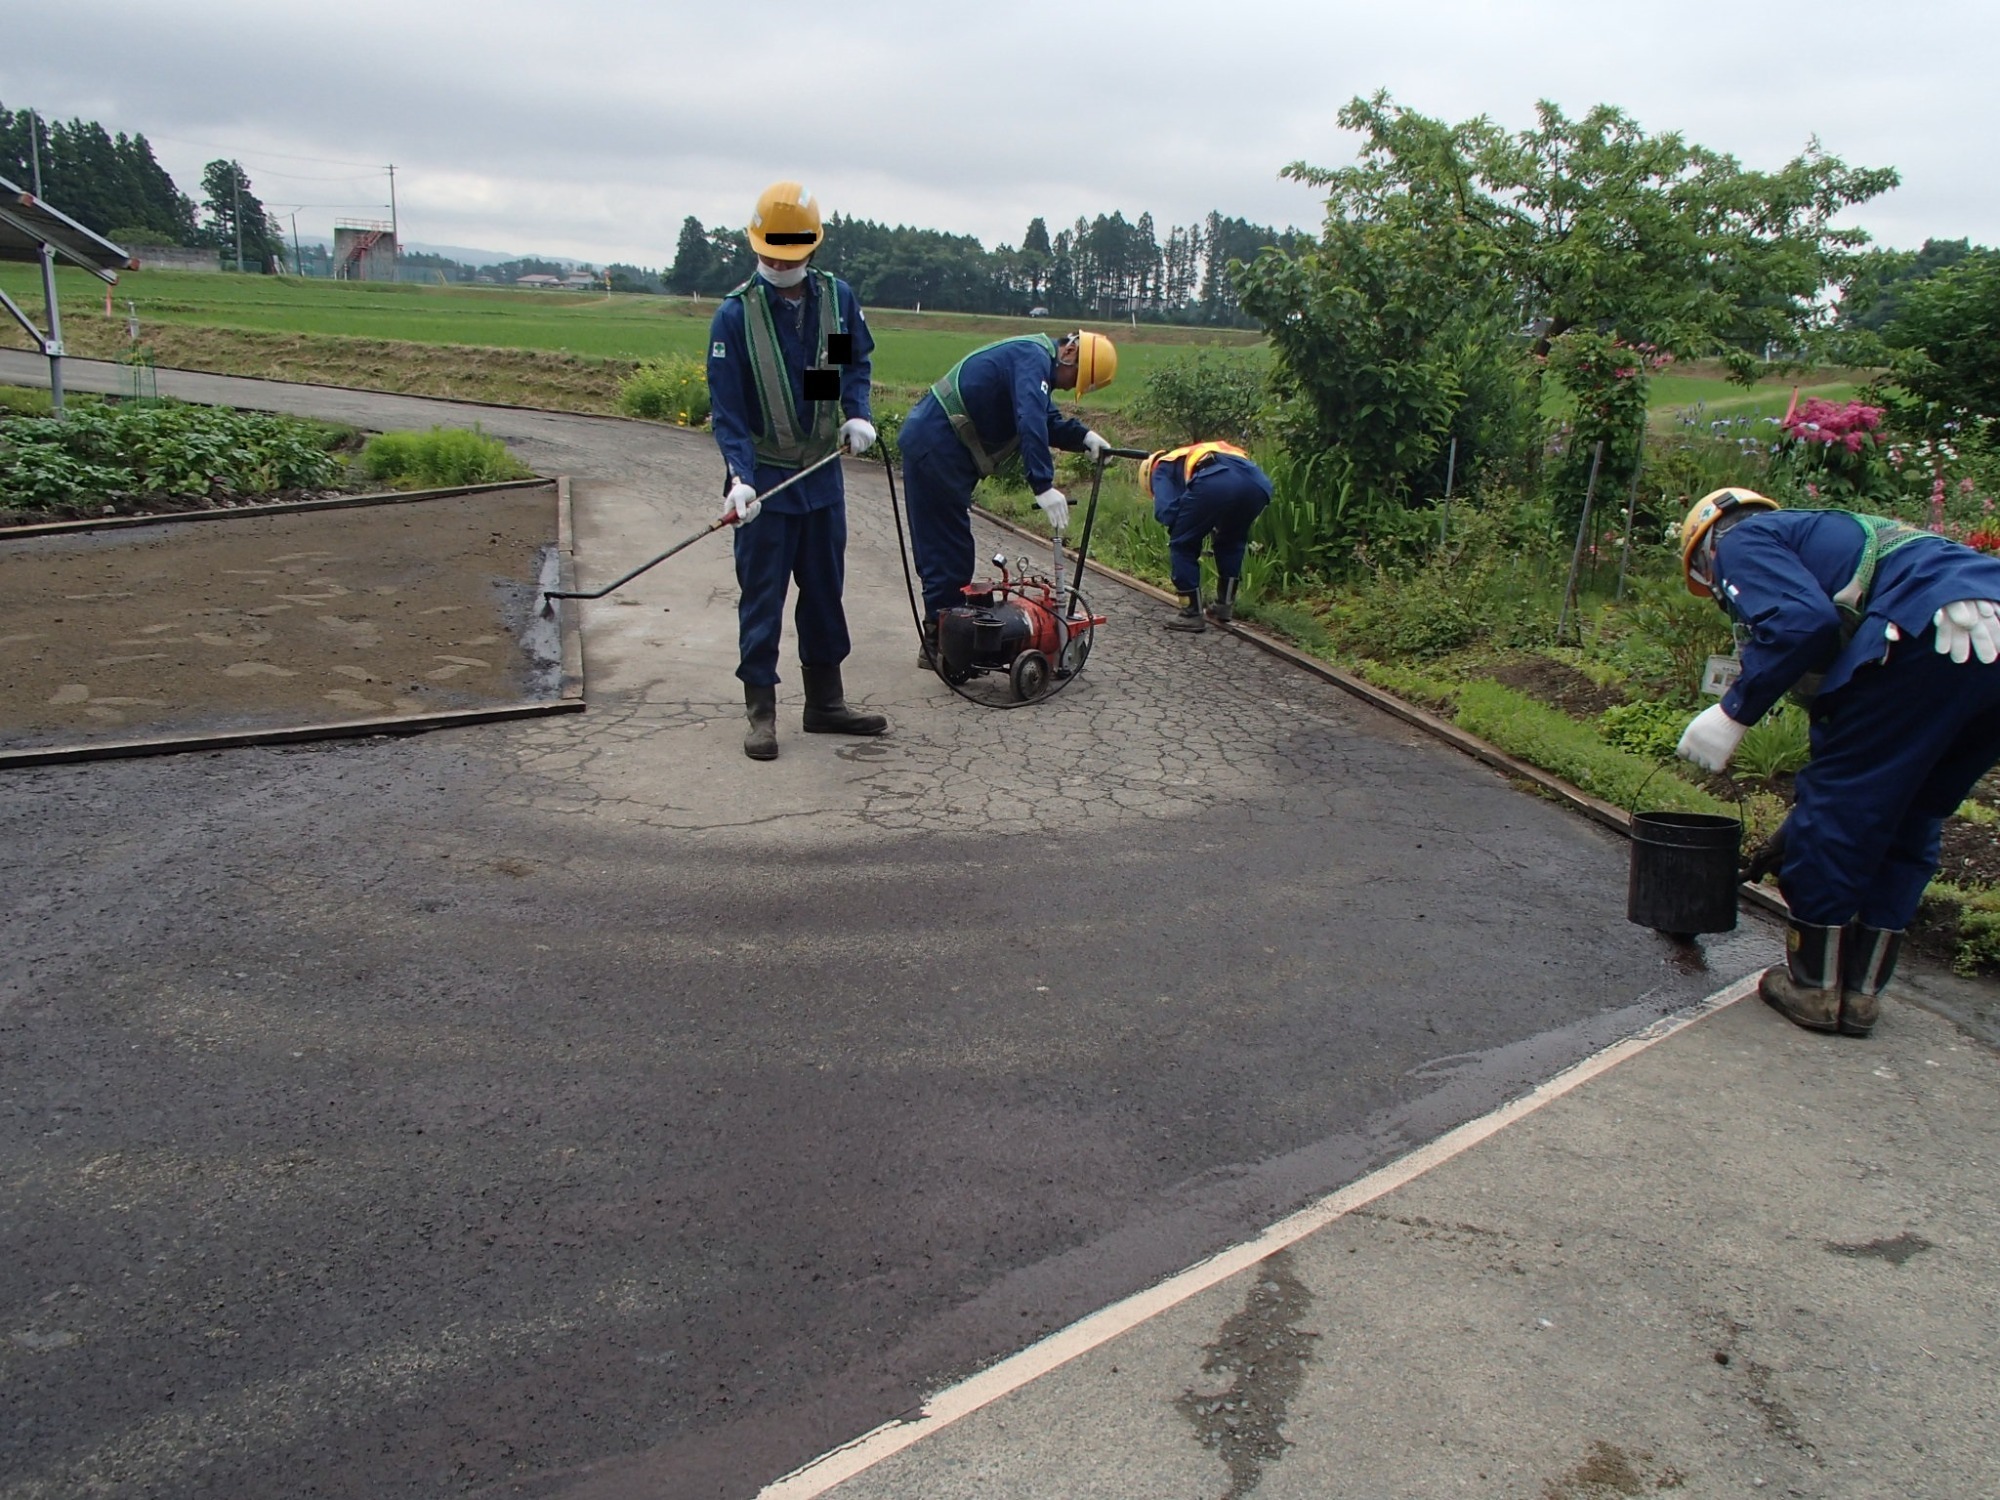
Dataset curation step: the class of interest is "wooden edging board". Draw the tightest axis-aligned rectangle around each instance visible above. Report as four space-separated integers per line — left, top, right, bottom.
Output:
970 502 1790 923
0 474 586 769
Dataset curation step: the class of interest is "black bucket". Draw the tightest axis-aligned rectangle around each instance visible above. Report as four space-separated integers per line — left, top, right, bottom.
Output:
1628 810 1742 936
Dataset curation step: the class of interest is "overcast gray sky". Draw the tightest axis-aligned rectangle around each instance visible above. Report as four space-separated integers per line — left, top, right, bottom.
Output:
10 0 1996 266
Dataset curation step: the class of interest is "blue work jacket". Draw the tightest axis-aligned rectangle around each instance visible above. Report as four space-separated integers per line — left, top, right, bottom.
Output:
903 339 1090 492
1715 509 2000 723
706 273 873 513
1149 451 1273 525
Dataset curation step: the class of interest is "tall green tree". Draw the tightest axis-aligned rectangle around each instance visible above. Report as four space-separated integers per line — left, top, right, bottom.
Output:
200 159 285 271
1242 92 1898 515
0 103 195 243
666 215 716 294
1878 250 2000 442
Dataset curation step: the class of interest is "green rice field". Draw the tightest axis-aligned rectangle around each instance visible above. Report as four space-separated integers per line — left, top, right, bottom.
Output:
2 267 1261 408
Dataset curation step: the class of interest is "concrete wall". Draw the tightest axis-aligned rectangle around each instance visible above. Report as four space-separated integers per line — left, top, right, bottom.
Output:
135 248 220 273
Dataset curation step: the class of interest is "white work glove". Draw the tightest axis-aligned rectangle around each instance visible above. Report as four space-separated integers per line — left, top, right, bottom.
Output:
1676 703 1749 773
722 481 760 527
1034 487 1070 532
1933 599 2000 665
1082 430 1111 459
839 418 877 456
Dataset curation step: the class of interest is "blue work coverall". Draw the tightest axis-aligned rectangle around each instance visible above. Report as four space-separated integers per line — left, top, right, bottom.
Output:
706 273 874 687
897 339 1091 620
1714 509 2000 929
1150 450 1274 594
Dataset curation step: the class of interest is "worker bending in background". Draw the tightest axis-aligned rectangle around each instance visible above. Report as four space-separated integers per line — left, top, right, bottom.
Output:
1674 487 2000 1036
898 331 1117 666
1142 441 1274 632
707 180 886 760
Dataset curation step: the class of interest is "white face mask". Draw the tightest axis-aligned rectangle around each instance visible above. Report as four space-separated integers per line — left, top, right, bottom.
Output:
757 261 808 289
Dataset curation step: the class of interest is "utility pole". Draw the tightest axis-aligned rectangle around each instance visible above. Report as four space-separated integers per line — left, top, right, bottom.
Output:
233 169 244 273
290 212 301 277
387 163 399 279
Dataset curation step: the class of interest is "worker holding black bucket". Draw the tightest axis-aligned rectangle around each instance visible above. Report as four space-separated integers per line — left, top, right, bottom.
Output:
1673 487 2000 1037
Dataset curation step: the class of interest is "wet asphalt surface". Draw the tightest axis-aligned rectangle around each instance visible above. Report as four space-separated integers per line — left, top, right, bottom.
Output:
0 356 1775 1499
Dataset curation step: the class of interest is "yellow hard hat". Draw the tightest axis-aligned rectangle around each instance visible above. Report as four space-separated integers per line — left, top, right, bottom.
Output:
1680 487 1779 596
1071 331 1117 395
746 181 823 259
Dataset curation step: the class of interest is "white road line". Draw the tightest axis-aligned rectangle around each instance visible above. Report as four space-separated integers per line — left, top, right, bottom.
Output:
758 972 1761 1498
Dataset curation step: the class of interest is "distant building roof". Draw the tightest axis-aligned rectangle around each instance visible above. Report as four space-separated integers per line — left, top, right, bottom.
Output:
517 273 562 286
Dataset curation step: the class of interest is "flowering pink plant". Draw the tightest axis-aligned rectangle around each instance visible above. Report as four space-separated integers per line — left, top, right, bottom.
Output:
1780 397 1885 452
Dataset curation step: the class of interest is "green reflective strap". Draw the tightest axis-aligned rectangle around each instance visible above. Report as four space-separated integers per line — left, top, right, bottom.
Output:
728 271 845 470
930 334 1058 477
1834 512 1932 623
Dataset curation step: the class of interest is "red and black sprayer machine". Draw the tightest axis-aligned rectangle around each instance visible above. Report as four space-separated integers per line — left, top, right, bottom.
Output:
889 446 1149 706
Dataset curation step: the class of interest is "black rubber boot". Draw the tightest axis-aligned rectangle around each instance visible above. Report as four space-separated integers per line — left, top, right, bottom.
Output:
1207 576 1240 624
1839 924 1903 1037
1759 919 1843 1033
743 684 778 761
916 620 941 672
1165 588 1207 633
801 665 888 736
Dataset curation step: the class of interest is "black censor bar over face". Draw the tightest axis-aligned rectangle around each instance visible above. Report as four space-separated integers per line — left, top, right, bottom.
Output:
804 333 855 401
764 230 819 245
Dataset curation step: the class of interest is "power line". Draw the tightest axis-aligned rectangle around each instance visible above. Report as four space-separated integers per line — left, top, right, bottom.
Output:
139 130 389 171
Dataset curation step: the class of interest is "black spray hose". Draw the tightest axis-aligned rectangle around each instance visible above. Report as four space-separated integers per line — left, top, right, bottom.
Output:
881 444 1101 711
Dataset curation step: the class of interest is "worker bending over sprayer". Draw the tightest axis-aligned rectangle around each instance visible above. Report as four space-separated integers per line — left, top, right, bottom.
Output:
898 331 1117 667
706 181 887 761
1674 487 2000 1036
1141 442 1274 632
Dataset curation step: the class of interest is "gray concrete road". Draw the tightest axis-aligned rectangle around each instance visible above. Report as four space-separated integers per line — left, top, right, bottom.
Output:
816 989 2000 1500
0 353 1907 1499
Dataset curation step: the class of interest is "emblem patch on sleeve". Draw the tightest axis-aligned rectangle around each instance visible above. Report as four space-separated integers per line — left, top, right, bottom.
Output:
711 341 727 359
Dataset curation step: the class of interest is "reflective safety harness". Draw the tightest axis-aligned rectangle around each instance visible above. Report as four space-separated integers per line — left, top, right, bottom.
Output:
930 334 1058 476
726 270 844 469
1146 441 1249 490
1744 511 1941 708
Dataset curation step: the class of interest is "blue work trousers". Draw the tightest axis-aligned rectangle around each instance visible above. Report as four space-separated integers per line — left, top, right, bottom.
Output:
1165 478 1270 594
1782 638 2000 928
900 434 983 621
733 504 851 687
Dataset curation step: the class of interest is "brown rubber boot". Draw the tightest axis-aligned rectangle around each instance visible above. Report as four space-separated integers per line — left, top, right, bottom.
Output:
1165 588 1207 633
916 620 941 672
1759 919 1843 1033
743 684 778 761
801 665 888 736
1839 924 1903 1037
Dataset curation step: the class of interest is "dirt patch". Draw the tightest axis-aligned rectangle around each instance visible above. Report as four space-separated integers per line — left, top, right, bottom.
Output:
0 485 561 750
1489 655 1626 718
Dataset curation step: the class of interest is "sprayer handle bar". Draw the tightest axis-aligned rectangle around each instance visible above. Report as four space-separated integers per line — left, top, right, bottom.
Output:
541 516 729 603
1104 447 1151 460
540 449 843 605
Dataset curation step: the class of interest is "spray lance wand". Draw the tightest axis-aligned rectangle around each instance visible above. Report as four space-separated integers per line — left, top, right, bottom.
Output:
538 448 845 617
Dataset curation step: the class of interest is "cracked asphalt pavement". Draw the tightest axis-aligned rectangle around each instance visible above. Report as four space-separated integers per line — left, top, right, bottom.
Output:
1 356 1775 1499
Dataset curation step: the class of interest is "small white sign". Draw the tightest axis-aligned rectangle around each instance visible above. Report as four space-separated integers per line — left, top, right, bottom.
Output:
1702 653 1742 698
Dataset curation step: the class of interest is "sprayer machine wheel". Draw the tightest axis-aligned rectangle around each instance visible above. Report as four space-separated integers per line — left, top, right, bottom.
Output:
1009 650 1051 701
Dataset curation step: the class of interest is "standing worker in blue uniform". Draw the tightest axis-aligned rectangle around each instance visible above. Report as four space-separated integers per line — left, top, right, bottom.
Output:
1674 487 2000 1036
898 331 1118 666
707 181 886 761
1141 441 1274 631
